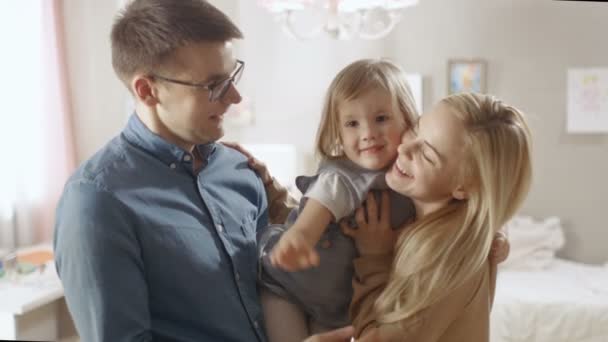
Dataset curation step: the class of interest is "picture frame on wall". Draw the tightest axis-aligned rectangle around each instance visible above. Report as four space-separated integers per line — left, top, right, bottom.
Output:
447 59 487 94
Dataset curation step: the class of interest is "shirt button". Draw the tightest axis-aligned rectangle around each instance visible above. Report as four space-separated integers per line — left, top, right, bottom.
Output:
235 272 240 281
183 155 192 162
253 321 259 329
216 224 224 233
169 163 177 169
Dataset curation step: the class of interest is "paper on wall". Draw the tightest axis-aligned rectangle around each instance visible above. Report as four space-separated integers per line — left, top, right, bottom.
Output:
567 68 608 133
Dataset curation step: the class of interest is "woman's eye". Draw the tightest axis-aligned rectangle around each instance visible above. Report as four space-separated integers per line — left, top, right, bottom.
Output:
422 151 435 165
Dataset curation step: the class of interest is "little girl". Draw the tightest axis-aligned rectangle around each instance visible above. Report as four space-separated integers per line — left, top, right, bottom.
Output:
258 59 418 340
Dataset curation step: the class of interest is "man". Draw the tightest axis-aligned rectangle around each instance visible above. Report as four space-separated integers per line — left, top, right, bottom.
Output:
53 1 352 341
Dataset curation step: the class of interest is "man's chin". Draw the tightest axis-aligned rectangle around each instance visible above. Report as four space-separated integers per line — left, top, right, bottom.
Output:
201 128 224 145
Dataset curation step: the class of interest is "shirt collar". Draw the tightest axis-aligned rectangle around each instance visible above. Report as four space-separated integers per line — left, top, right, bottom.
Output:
122 113 216 168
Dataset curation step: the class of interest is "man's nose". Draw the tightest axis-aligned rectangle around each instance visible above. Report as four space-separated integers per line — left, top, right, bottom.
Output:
221 83 242 105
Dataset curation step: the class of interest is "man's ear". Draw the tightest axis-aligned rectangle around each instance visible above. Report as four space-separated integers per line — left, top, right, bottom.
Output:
132 75 159 107
452 185 468 200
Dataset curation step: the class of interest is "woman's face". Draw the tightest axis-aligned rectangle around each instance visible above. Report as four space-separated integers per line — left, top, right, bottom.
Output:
385 102 469 205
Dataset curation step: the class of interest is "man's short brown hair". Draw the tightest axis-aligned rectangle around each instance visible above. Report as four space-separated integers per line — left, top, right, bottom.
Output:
111 0 243 85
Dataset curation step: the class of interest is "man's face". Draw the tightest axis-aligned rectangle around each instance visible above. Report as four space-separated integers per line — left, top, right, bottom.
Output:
150 41 242 148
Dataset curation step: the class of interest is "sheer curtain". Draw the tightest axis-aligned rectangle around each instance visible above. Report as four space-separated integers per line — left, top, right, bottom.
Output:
0 0 75 249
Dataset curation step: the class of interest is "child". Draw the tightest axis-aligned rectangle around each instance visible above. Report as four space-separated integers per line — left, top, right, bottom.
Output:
258 59 418 340
346 93 531 341
269 59 419 271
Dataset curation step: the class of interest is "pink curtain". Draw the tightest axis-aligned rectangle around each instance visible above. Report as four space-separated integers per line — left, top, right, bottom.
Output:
33 0 76 243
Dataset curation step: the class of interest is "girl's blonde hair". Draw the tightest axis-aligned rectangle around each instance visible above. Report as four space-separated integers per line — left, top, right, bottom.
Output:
315 59 419 160
374 93 533 325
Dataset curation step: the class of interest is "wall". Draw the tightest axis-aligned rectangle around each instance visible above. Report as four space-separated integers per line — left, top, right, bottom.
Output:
62 0 128 162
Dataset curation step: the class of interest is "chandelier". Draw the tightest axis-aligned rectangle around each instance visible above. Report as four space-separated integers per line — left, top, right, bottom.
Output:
259 0 418 40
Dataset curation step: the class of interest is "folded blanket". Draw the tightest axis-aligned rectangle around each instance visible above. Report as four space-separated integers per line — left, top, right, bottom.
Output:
500 216 565 271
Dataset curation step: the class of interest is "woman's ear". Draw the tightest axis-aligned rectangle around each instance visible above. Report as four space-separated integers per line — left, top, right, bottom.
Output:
132 75 159 107
452 186 468 200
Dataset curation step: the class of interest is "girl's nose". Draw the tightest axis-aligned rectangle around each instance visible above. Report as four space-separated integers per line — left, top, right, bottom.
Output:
361 124 379 142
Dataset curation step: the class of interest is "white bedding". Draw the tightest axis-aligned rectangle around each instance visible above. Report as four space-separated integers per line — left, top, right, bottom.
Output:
491 259 608 342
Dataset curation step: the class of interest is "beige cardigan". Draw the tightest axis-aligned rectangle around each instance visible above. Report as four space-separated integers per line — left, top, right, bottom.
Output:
263 178 497 342
350 254 496 342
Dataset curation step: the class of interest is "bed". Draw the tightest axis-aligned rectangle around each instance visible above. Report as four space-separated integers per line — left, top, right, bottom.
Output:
491 259 608 342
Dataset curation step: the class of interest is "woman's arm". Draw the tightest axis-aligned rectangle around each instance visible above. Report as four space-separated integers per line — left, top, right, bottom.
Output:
221 142 299 223
265 176 299 224
349 253 393 338
341 192 403 338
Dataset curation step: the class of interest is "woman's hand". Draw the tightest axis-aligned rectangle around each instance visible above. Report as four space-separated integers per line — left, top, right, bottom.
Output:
303 326 354 342
490 230 510 264
341 191 402 256
354 327 380 342
221 142 272 185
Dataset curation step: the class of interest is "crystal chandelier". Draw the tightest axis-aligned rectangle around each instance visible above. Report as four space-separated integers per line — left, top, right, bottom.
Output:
259 0 418 40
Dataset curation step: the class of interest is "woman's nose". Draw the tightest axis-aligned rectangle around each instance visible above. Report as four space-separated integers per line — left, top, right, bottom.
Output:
398 141 416 159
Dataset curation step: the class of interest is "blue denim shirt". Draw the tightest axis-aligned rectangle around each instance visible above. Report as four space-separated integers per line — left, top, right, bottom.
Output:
54 114 269 342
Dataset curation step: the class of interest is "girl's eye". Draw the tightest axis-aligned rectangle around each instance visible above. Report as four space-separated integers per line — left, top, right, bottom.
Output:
376 114 390 122
345 120 358 127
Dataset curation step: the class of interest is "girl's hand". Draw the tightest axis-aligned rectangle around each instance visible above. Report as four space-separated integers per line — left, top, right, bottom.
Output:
341 191 402 256
221 142 272 185
490 230 510 264
271 228 320 271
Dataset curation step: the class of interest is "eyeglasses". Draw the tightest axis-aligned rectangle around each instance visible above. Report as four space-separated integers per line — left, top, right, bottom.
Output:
150 59 244 102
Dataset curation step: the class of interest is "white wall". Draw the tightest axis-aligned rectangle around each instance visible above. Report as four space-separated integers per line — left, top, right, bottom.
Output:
63 0 128 162
62 0 608 264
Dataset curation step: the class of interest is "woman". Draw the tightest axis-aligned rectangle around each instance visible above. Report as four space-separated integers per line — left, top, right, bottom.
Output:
343 93 532 341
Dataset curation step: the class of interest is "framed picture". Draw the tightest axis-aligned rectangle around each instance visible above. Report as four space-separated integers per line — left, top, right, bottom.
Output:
447 59 487 94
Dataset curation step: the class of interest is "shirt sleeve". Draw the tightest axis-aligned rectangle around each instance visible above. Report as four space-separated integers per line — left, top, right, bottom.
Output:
54 181 153 342
304 172 354 221
256 175 270 234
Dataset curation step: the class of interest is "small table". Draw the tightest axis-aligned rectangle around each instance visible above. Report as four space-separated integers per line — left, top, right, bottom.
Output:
0 245 64 340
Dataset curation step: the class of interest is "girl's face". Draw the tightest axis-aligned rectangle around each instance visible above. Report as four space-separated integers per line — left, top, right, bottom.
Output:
386 102 468 205
338 88 406 171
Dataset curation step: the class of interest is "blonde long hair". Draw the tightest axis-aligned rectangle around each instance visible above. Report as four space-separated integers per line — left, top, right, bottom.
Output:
315 59 418 160
375 93 533 324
